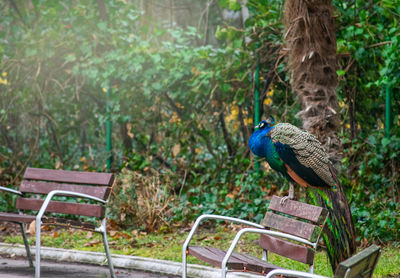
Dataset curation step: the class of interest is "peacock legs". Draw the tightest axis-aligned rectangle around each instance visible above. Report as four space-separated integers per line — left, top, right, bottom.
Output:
280 182 294 205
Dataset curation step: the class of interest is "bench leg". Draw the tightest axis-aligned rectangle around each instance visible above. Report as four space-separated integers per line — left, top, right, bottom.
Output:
19 223 33 267
182 249 187 278
35 218 41 278
99 219 116 278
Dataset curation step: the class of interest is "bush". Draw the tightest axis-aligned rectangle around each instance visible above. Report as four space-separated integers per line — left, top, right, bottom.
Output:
342 130 400 245
108 168 175 233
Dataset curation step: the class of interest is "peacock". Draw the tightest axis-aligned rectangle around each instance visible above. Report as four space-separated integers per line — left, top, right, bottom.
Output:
248 117 356 271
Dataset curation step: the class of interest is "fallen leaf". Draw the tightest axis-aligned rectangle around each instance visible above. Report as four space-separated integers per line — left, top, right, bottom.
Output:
109 230 118 237
86 231 93 239
131 230 138 237
172 144 181 157
28 221 36 235
120 232 131 239
84 239 101 247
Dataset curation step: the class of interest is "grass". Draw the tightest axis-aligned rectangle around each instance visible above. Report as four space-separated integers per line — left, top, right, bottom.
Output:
2 225 399 277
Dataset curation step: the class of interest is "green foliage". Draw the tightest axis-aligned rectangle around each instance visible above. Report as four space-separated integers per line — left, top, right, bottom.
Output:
0 0 399 247
342 130 400 244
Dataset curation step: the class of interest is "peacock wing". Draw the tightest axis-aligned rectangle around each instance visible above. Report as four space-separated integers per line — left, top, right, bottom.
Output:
269 123 335 188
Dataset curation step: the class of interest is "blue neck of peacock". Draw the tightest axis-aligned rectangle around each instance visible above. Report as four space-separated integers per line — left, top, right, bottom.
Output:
248 128 274 158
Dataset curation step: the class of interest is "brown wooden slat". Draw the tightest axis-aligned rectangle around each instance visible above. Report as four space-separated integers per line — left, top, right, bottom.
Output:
43 218 96 230
16 198 105 218
24 167 114 186
188 246 280 274
268 196 328 225
188 246 243 269
0 212 36 223
20 180 111 200
229 252 280 273
258 234 314 265
0 212 96 230
261 212 321 241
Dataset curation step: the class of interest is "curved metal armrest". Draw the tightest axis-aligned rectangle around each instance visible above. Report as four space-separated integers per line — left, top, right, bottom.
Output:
182 214 264 251
0 186 23 196
265 269 328 278
36 190 107 221
221 227 316 271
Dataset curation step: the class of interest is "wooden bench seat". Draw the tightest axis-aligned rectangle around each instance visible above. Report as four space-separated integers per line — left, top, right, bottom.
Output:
0 167 116 278
182 196 329 278
189 246 281 274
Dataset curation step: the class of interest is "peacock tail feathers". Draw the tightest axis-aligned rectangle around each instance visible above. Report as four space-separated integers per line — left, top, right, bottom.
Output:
307 184 356 271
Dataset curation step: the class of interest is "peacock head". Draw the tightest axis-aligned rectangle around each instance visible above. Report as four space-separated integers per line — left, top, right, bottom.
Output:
255 116 275 130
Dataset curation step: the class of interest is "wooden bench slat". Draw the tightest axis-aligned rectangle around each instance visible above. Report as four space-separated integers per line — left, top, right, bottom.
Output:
42 217 96 230
0 212 96 230
0 212 36 223
189 246 243 269
20 180 111 200
16 198 105 218
335 245 380 278
268 196 328 225
24 167 114 186
188 246 280 274
261 212 321 241
258 234 314 264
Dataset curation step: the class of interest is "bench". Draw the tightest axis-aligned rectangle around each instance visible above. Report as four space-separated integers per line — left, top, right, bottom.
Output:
264 244 381 278
0 167 116 278
182 196 329 278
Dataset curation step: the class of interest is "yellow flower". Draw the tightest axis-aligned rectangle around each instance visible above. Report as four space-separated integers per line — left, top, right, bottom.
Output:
244 118 253 125
378 121 384 129
267 88 274 97
230 105 239 120
2 72 6 77
102 88 107 93
0 77 8 85
345 123 350 129
264 98 272 106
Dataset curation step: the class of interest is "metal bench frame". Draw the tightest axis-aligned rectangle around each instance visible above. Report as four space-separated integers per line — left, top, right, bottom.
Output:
182 196 328 278
0 168 116 278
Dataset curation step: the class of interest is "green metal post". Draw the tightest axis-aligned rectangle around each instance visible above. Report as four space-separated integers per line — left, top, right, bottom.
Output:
385 84 392 138
254 43 261 171
106 88 113 171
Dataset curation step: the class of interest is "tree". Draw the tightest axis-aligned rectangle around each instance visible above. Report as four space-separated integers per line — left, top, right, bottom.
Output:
284 0 341 166
283 0 356 270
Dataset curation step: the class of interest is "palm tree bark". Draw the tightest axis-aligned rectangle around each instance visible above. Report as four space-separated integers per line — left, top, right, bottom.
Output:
284 0 341 166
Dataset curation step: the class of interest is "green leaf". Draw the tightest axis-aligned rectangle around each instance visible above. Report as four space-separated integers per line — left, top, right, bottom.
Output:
337 70 346 76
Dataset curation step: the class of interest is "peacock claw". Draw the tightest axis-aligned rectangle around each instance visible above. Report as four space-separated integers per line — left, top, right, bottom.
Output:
280 183 295 206
280 196 292 206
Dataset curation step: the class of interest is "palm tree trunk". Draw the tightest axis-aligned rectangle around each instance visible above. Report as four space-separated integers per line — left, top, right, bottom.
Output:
284 0 342 166
284 1 356 271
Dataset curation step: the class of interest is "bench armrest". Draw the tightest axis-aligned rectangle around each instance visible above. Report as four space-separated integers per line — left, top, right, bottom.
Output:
182 214 264 252
221 227 317 272
36 190 107 223
265 269 328 278
0 186 23 196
